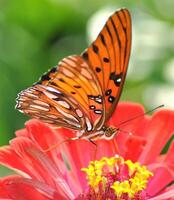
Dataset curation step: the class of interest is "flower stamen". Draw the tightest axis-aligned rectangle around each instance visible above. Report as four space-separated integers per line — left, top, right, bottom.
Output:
81 155 153 200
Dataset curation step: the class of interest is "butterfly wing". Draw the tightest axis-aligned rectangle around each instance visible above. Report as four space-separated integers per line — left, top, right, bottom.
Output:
16 55 104 133
16 8 131 136
16 84 83 130
81 8 131 123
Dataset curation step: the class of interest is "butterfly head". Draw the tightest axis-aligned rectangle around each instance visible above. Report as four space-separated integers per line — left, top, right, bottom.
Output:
101 126 118 140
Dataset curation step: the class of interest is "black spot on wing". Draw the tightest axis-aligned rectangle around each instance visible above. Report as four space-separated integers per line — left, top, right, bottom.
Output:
96 67 101 72
82 51 88 60
50 82 58 87
110 17 121 49
50 67 57 73
36 67 57 85
88 95 103 104
52 97 59 101
110 72 123 87
117 10 127 33
41 74 50 81
94 95 102 104
59 78 65 83
100 34 106 46
88 95 94 100
105 89 112 96
74 85 81 89
103 57 109 63
92 44 99 54
108 96 115 103
36 74 50 85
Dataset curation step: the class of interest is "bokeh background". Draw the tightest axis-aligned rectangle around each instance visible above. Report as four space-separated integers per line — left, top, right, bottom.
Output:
0 0 174 149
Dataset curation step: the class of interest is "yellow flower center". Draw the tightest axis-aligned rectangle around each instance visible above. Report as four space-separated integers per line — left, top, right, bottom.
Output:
81 155 153 200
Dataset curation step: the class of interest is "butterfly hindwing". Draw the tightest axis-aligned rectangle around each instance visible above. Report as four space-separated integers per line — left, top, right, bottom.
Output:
16 84 84 130
16 55 104 132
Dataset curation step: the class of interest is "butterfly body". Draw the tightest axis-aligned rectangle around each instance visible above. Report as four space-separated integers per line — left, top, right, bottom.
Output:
16 8 131 141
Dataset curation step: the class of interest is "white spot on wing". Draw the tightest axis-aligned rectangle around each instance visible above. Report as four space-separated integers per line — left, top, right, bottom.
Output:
46 86 61 94
117 78 121 83
43 91 58 99
47 114 58 119
33 100 49 107
85 117 92 131
63 119 81 128
30 105 49 111
55 106 79 123
57 100 70 109
76 109 83 118
94 110 102 114
26 93 37 98
95 97 102 103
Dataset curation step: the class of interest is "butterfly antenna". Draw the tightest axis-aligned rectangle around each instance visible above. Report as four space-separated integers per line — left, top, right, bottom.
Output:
43 137 79 153
116 104 164 127
117 128 132 135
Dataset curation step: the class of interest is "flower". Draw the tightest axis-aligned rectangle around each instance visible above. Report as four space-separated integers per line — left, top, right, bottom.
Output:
0 102 174 199
81 156 153 199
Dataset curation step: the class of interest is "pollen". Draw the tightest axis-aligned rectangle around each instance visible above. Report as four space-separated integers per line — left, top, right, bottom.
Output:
81 155 153 199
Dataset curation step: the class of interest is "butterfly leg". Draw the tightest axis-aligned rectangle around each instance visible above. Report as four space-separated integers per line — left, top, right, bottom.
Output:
88 138 97 146
43 137 79 152
112 128 132 155
88 139 98 161
112 138 121 155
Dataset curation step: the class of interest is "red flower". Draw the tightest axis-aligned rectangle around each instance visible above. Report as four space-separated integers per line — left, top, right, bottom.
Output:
0 102 174 199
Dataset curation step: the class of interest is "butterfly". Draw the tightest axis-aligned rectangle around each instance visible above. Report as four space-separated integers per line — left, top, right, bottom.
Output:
16 8 131 141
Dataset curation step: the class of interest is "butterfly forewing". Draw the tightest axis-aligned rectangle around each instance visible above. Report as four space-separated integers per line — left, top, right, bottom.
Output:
81 8 131 122
16 8 131 138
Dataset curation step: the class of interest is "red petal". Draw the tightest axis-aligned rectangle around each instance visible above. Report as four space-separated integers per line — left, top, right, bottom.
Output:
109 102 145 125
95 139 121 159
25 119 74 149
147 142 174 196
148 185 174 200
124 135 147 162
108 102 149 137
25 120 84 196
58 137 95 192
11 136 76 197
24 120 69 176
0 176 67 200
139 110 174 164
0 146 32 178
0 135 75 198
15 128 29 137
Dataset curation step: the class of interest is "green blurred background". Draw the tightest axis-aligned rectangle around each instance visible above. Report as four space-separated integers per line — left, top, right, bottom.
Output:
0 0 174 147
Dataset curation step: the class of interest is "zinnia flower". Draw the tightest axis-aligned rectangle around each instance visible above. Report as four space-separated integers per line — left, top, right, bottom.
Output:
0 102 174 200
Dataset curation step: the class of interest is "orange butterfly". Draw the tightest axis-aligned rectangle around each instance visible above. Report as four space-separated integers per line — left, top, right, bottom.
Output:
16 8 131 141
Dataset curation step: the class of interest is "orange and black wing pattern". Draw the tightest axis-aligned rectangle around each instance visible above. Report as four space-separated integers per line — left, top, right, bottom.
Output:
81 8 131 123
16 8 131 134
16 55 103 133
